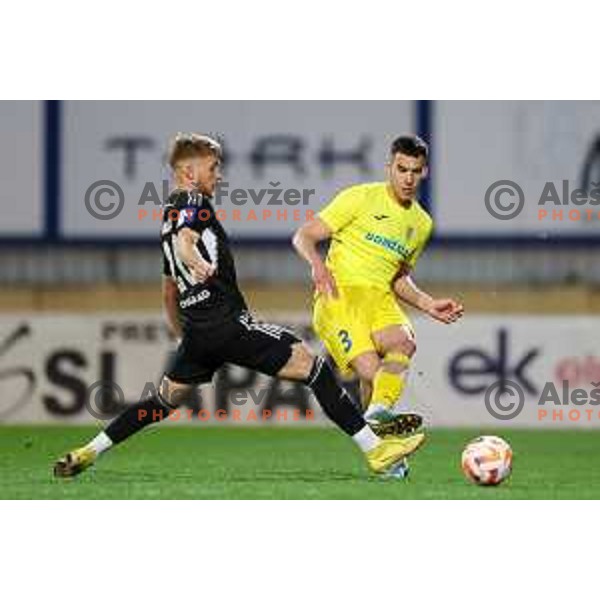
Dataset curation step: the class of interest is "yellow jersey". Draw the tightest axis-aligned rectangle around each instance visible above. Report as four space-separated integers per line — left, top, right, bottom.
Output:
318 182 433 289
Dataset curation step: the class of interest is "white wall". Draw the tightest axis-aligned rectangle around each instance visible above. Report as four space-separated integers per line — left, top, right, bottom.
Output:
435 100 600 237
0 101 44 236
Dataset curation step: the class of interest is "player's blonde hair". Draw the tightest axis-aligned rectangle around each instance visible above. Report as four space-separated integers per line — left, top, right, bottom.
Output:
167 133 222 169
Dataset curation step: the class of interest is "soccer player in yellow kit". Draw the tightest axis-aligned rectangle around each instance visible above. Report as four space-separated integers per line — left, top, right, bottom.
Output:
293 135 464 431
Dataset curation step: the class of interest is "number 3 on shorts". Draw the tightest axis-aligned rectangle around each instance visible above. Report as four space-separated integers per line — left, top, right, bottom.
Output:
337 329 352 353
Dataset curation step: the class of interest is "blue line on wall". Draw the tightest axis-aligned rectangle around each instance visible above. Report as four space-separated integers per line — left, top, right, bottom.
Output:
44 100 61 240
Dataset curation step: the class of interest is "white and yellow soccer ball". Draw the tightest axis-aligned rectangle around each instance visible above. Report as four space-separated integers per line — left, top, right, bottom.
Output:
461 435 513 486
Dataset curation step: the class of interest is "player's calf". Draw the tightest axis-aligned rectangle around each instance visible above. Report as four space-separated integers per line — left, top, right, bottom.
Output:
365 353 412 423
276 342 314 381
278 345 378 448
101 379 186 445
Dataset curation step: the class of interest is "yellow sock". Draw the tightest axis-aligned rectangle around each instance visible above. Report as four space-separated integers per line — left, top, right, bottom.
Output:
371 353 411 410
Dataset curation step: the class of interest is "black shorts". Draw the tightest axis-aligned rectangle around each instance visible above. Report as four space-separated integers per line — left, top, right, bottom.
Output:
165 311 301 384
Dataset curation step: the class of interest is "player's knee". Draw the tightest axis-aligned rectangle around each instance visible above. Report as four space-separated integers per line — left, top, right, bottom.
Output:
278 343 315 381
387 331 416 358
403 338 417 357
159 376 194 408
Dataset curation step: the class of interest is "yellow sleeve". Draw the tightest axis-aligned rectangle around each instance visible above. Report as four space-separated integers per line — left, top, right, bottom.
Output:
406 221 433 269
318 186 365 233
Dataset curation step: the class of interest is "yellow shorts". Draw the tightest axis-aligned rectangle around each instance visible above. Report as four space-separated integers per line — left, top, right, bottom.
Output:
312 286 413 376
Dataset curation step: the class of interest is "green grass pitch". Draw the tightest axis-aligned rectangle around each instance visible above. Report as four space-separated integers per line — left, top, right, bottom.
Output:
1 426 599 499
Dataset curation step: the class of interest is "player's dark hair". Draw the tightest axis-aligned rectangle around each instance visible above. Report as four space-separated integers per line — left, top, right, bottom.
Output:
390 135 428 161
168 133 222 169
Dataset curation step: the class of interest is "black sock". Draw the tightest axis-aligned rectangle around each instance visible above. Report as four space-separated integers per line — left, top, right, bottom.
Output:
104 394 173 445
305 357 367 436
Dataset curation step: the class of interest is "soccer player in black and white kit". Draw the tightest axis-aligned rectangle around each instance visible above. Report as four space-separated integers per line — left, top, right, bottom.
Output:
54 134 425 479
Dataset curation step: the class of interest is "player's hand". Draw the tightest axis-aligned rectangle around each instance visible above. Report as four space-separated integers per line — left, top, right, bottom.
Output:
425 298 464 324
311 263 338 298
190 258 216 283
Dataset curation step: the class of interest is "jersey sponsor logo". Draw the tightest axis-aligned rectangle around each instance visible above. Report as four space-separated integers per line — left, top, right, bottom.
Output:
364 232 410 258
179 289 211 309
181 206 197 225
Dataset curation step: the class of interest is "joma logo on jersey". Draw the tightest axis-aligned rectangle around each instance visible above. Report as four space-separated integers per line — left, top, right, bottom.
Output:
364 232 410 258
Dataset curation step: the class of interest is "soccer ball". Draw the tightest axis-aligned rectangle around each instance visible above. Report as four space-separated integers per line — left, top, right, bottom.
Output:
461 435 512 486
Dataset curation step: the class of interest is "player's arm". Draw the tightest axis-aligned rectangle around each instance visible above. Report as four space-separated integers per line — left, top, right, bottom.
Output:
162 275 182 340
393 265 464 324
293 186 362 297
292 217 338 297
175 228 215 283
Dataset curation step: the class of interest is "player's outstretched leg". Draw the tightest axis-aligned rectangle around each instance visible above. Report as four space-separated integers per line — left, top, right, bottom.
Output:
278 344 426 475
53 379 191 478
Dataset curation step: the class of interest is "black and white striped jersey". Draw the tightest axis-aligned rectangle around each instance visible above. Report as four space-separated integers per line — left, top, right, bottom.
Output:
161 190 247 327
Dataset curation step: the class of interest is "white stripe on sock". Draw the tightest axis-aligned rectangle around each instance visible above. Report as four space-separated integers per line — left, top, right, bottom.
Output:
85 431 113 456
307 357 324 386
352 425 381 453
